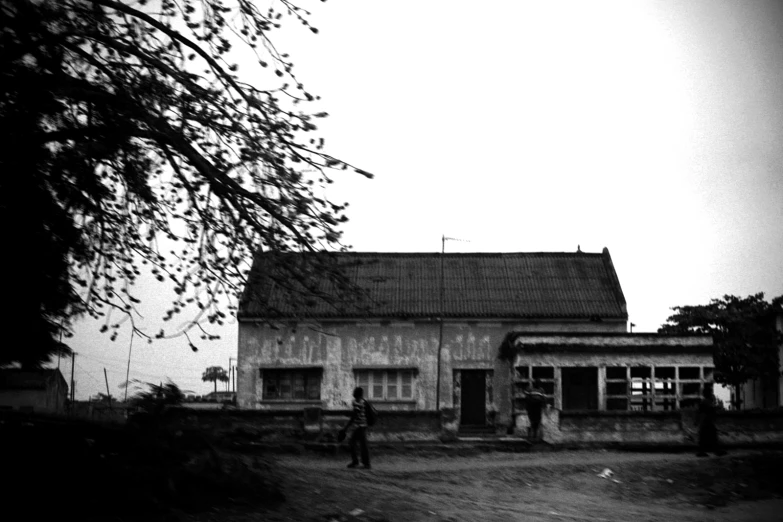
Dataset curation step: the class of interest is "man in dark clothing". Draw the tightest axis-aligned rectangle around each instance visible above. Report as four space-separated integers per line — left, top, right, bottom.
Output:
696 384 726 457
342 386 371 469
525 379 546 441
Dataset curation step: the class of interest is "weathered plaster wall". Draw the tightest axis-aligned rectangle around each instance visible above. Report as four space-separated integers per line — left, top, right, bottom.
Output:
237 319 624 418
551 410 686 444
238 322 440 411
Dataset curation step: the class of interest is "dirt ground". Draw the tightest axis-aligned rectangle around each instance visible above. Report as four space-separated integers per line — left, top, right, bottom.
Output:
193 448 783 522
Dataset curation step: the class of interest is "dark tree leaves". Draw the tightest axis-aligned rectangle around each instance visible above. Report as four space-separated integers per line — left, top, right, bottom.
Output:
658 293 783 408
0 0 371 367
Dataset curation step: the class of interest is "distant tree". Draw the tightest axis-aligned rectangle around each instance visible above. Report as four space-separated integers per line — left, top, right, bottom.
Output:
202 366 229 394
659 293 783 409
129 379 188 413
1 0 370 368
94 392 114 405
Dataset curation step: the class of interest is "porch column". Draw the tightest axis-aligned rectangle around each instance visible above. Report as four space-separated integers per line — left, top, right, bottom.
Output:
597 366 606 411
554 367 562 410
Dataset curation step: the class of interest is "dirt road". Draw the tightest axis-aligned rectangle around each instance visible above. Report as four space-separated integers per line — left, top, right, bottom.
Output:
195 449 783 522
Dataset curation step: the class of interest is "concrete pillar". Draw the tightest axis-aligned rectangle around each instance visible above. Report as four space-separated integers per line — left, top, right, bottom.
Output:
494 358 512 427
650 365 656 412
597 366 606 411
554 367 562 410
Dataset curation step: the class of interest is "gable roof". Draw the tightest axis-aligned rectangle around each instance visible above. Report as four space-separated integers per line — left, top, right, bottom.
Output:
239 248 627 321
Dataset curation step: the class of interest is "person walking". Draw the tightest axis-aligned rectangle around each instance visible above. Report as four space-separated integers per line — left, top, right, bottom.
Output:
525 379 546 441
341 386 372 469
696 384 727 457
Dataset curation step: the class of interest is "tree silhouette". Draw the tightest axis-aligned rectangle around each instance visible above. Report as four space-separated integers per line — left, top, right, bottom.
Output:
128 379 189 417
0 0 370 368
659 293 783 409
202 366 229 394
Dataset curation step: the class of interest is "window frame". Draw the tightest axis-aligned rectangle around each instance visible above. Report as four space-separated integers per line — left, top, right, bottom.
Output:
603 365 714 412
261 368 322 401
513 365 556 408
354 369 416 401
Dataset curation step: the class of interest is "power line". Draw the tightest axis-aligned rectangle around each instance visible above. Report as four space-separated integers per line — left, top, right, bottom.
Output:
75 361 103 387
79 352 212 372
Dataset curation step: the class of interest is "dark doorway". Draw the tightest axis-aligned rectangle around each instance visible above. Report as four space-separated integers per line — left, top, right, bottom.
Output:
460 370 486 425
562 367 599 410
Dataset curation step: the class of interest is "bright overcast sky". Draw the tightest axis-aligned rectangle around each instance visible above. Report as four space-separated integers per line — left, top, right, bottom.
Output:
64 0 783 400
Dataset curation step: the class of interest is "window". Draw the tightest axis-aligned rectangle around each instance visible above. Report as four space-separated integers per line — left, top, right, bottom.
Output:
653 367 677 411
513 365 555 408
262 369 321 400
603 365 715 411
630 366 653 412
355 370 415 400
605 366 629 410
679 367 700 380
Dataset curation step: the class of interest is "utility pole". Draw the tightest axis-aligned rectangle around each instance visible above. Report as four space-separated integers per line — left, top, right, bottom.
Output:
436 236 445 411
124 329 134 402
104 368 112 410
70 352 76 405
229 357 236 393
57 322 63 370
436 235 469 411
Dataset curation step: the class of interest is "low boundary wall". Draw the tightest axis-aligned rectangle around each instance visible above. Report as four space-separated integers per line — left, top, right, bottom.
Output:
160 407 783 447
515 408 783 446
162 408 443 442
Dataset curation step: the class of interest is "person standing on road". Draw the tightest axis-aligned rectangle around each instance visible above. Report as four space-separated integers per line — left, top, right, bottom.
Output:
696 384 726 457
341 386 371 469
525 379 546 441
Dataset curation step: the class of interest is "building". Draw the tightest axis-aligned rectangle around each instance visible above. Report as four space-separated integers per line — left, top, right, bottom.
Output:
237 248 713 434
203 391 236 403
0 368 68 414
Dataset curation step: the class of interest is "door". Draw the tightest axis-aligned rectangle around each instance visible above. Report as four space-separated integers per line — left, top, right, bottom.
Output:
460 370 486 425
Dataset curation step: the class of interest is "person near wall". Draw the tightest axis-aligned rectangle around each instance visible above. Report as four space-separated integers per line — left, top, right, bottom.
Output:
340 386 371 469
525 379 546 442
696 383 727 457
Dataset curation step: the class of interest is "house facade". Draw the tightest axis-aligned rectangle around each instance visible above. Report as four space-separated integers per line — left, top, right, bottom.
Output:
237 248 713 434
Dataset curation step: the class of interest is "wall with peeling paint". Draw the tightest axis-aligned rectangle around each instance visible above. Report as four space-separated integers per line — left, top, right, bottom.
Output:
237 318 626 426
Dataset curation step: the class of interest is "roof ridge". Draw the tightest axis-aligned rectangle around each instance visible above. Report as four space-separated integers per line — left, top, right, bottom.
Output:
256 251 606 257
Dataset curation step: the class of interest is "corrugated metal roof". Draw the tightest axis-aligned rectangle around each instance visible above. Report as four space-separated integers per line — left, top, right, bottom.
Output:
239 248 628 320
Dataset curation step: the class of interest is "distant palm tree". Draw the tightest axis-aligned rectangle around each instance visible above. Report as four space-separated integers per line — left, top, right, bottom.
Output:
202 366 229 394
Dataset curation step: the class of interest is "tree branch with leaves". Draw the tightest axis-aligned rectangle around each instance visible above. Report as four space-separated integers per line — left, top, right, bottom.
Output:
0 0 371 367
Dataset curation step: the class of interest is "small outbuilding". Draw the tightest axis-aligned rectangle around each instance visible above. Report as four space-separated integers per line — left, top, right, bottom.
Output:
0 368 68 414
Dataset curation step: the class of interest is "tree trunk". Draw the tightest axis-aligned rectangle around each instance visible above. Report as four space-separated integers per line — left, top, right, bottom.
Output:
733 383 742 410
214 379 217 394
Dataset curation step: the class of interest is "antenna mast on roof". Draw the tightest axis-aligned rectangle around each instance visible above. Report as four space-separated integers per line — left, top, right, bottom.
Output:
436 235 470 410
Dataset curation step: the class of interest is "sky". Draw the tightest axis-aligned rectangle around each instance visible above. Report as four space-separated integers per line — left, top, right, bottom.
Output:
61 0 783 400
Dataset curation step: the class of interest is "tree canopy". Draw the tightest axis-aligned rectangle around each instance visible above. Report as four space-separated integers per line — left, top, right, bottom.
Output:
1 0 370 368
659 293 783 408
201 365 228 393
129 378 188 412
